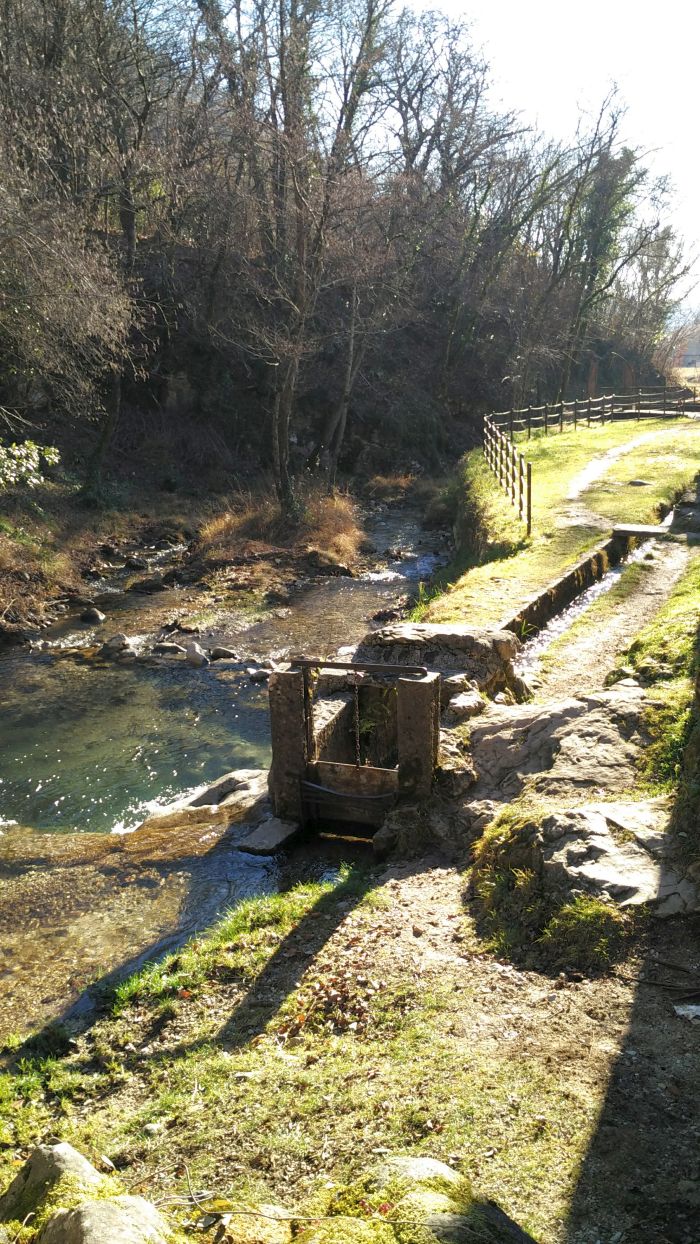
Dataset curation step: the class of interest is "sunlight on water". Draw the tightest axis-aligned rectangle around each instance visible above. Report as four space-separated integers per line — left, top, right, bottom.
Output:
516 541 655 674
0 655 271 834
0 505 447 837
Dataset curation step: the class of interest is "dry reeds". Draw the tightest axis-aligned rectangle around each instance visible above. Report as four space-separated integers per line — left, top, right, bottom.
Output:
199 482 363 565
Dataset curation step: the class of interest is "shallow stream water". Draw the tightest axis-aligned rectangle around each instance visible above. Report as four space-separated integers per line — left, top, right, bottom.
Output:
515 540 656 676
0 505 444 838
0 503 446 1036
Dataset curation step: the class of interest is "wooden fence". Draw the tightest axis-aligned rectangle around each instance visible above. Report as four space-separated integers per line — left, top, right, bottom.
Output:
484 415 532 535
488 384 695 440
482 383 698 535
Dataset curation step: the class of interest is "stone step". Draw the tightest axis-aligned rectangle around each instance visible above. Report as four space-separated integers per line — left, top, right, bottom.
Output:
613 523 678 538
237 817 300 854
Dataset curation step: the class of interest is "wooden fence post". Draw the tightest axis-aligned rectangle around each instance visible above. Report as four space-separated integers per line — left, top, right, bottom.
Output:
559 400 564 432
663 381 667 415
508 409 514 440
636 386 641 416
544 403 549 435
527 405 532 440
526 462 532 536
587 396 591 426
573 399 578 429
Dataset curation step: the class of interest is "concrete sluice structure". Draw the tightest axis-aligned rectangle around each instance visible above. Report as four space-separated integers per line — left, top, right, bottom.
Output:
267 659 441 837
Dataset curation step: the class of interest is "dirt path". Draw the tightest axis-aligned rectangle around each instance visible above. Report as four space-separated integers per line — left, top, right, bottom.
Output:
558 428 684 529
532 538 690 700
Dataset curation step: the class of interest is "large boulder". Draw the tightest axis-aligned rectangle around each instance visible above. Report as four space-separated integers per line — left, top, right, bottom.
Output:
468 686 646 801
37 1196 170 1244
0 1144 102 1224
37 1197 170 1244
354 623 522 697
473 798 699 916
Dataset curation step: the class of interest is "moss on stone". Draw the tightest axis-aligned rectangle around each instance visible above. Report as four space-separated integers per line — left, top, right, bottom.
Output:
294 1220 396 1244
3 1171 122 1242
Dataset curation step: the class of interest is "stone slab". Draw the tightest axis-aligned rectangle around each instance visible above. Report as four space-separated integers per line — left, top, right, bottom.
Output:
238 817 300 854
612 524 676 538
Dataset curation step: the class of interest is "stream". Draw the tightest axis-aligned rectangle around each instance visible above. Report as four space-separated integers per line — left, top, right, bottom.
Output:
0 502 447 1039
0 504 445 837
515 539 656 676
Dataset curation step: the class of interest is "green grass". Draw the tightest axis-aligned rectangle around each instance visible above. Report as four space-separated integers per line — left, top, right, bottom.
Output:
0 864 599 1243
600 549 700 858
425 418 700 627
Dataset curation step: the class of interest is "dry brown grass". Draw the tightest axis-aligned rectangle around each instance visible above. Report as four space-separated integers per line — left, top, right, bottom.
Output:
199 483 364 565
364 472 419 501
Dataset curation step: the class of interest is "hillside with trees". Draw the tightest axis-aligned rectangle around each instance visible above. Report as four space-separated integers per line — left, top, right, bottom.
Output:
0 0 688 511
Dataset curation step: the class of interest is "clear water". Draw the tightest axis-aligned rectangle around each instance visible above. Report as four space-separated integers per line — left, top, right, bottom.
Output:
0 654 271 833
0 506 445 837
516 540 655 675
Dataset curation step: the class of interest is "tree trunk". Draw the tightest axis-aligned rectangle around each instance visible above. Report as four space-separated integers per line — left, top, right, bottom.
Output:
119 178 137 273
271 357 298 515
83 371 122 501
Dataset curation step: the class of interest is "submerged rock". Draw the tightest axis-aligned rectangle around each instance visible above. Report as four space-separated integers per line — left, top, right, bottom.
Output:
210 645 240 660
80 608 106 624
128 574 166 593
247 666 270 683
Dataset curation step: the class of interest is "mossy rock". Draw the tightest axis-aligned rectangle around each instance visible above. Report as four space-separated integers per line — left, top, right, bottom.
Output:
308 1156 481 1244
294 1221 395 1244
0 1146 107 1226
222 1205 292 1243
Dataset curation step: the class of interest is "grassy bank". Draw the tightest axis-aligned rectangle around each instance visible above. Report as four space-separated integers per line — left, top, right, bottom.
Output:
423 418 700 627
0 866 609 1242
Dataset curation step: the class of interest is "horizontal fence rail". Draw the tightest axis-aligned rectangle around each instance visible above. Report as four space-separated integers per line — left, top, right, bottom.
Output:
482 383 698 536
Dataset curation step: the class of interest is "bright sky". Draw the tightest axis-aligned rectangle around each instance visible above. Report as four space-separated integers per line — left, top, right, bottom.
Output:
419 0 700 309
